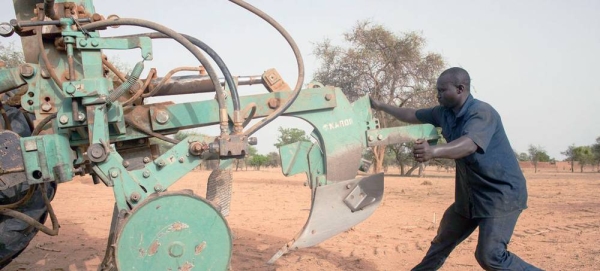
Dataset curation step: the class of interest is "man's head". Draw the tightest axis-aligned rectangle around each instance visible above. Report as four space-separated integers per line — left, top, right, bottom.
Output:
436 67 471 111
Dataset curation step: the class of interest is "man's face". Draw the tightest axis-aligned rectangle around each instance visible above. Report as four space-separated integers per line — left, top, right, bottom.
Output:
436 75 461 109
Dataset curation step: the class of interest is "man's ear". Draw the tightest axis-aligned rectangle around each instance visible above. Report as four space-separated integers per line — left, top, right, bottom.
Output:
457 84 465 93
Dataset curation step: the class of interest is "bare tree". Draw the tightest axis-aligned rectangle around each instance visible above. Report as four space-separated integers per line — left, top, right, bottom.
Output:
313 21 445 173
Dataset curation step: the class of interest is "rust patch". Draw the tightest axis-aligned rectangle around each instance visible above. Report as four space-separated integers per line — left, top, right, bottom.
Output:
138 248 146 257
148 240 160 256
195 241 206 255
179 261 194 271
169 222 189 232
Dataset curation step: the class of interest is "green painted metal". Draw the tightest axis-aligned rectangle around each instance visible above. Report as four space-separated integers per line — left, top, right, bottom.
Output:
2 0 443 268
150 87 337 131
20 134 74 184
366 124 439 147
115 191 231 270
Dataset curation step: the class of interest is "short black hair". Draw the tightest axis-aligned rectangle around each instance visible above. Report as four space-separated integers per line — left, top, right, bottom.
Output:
440 67 471 91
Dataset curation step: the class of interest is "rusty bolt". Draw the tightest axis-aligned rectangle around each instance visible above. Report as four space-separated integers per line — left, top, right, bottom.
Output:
325 94 333 101
346 184 352 189
19 64 34 78
130 192 141 203
59 115 69 124
41 102 52 112
155 110 170 124
377 134 383 140
189 142 207 156
143 157 151 163
142 170 150 178
267 98 279 109
122 161 130 168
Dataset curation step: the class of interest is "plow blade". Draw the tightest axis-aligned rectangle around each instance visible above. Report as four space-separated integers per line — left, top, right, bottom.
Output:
268 173 384 263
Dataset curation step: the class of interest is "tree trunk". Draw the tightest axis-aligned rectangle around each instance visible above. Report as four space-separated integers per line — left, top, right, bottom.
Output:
406 162 419 176
372 146 385 173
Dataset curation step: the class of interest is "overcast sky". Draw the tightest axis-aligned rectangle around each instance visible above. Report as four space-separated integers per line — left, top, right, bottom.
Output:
1 0 599 159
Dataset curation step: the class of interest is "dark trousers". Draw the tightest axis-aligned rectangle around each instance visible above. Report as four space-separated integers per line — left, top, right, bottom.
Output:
412 204 542 271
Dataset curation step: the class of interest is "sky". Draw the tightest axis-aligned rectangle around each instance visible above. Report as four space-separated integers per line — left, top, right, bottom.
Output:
1 0 599 159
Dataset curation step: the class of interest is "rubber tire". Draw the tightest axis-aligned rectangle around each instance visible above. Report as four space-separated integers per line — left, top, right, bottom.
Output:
0 183 56 269
0 104 56 268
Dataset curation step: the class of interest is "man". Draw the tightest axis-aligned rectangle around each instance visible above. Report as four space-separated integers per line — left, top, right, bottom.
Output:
370 67 541 270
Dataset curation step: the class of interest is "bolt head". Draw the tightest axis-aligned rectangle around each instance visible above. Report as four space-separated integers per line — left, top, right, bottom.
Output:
91 39 99 47
59 115 69 124
110 170 119 178
142 170 150 178
155 110 170 124
130 192 141 202
377 134 383 140
19 64 34 78
143 157 151 163
368 135 374 142
154 184 163 192
41 102 52 112
325 94 333 101
78 39 88 47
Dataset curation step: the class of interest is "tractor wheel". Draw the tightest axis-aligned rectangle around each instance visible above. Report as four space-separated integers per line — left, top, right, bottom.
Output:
0 182 56 269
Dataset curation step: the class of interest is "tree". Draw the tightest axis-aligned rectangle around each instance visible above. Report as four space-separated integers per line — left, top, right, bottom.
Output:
517 152 530 162
528 145 548 173
313 21 445 173
0 42 24 68
266 152 280 168
274 127 310 149
592 137 600 170
573 146 594 173
248 154 269 170
562 144 576 173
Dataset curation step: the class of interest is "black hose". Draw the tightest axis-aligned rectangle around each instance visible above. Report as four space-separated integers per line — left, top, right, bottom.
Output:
82 18 230 135
118 32 240 112
229 0 305 136
43 0 58 20
32 113 57 136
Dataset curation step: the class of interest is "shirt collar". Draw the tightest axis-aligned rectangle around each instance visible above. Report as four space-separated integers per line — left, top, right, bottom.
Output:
454 94 474 118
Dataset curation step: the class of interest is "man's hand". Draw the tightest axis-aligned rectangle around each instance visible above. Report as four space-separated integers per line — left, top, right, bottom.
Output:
369 96 382 110
413 139 433 163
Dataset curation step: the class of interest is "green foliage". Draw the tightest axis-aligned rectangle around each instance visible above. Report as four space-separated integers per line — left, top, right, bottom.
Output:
573 146 594 172
248 154 269 170
528 145 550 173
517 152 530 161
0 42 24 68
266 152 280 167
274 127 310 149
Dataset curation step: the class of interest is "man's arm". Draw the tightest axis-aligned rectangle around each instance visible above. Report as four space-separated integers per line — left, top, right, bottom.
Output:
370 97 421 124
413 136 477 162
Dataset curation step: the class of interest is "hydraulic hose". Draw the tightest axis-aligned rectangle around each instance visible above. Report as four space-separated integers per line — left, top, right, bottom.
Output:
229 0 305 136
113 32 240 113
82 18 230 135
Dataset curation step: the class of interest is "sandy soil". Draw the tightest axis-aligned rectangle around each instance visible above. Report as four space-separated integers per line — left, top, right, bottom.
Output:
4 168 600 270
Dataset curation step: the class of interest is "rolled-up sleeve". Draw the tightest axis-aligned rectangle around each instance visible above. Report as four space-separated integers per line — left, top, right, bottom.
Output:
462 104 497 154
416 106 442 127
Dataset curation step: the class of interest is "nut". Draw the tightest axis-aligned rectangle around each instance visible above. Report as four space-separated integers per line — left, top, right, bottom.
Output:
267 98 279 109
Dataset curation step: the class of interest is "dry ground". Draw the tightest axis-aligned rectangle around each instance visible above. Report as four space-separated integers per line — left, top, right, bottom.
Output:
4 168 600 270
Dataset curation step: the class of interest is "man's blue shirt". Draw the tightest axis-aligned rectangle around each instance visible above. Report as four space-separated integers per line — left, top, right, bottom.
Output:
416 94 528 218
